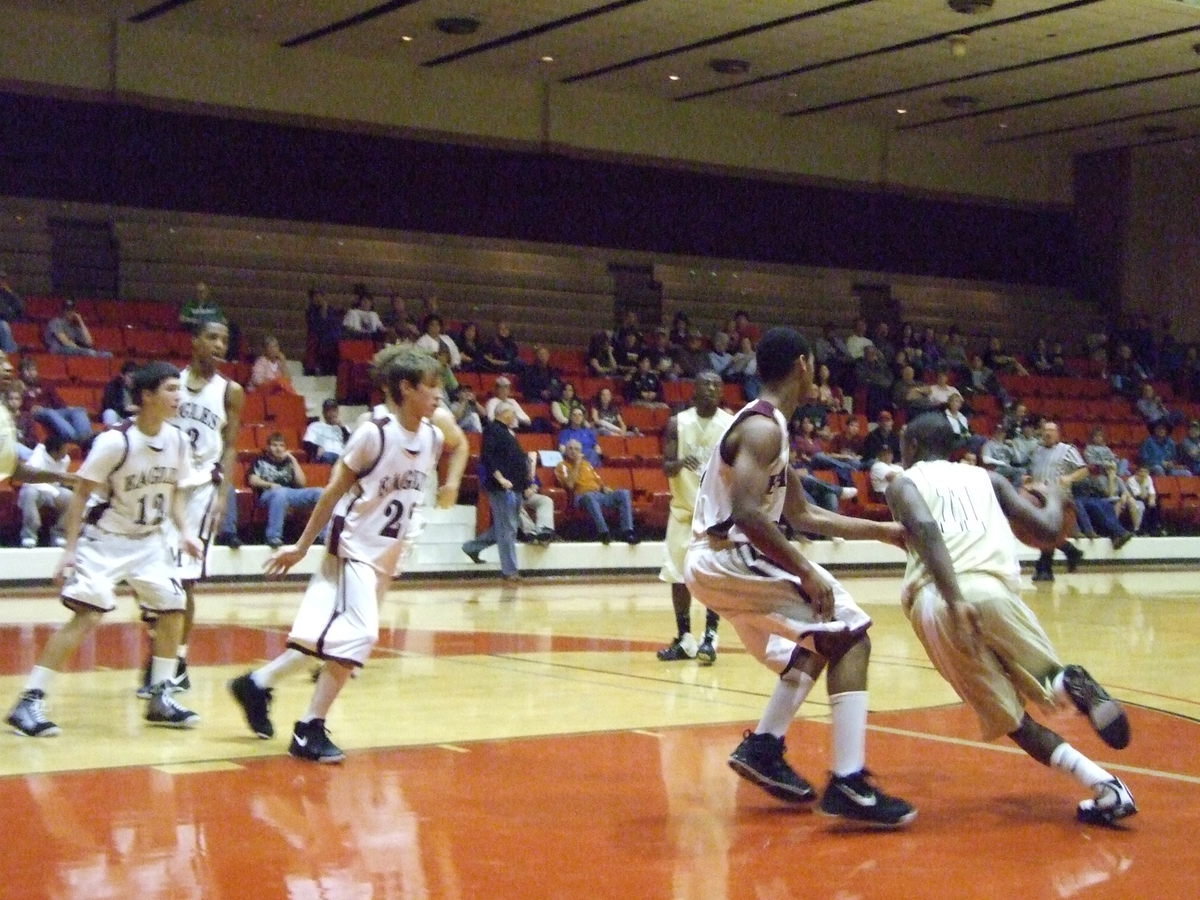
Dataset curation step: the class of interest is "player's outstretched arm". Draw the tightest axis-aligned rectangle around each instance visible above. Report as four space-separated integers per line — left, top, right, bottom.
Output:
264 461 356 576
784 467 904 547
990 471 1063 545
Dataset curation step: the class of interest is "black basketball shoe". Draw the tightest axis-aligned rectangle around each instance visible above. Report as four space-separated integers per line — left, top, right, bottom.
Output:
728 731 816 803
289 719 345 764
7 689 60 737
145 685 201 729
819 769 917 829
656 633 697 661
1062 664 1130 749
696 630 718 666
1077 777 1137 826
229 673 275 739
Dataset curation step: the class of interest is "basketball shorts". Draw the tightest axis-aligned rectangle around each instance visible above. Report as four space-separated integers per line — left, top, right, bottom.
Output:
61 527 186 614
684 541 871 674
907 572 1062 741
657 510 691 584
286 553 386 668
165 481 218 581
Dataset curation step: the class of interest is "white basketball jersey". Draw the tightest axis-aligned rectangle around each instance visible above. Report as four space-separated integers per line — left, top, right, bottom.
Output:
330 416 444 574
78 422 192 537
899 460 1021 599
669 406 734 516
174 369 229 486
692 400 789 544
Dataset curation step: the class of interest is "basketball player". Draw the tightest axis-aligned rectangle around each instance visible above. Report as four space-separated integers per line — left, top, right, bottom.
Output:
7 362 203 737
657 371 732 664
886 412 1136 825
228 348 450 762
138 317 244 696
684 328 916 828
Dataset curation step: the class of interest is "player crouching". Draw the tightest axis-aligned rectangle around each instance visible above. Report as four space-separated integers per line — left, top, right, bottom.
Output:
228 347 452 763
7 362 203 737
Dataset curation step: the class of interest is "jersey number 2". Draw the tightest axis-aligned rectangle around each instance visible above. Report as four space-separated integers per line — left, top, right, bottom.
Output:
380 500 406 539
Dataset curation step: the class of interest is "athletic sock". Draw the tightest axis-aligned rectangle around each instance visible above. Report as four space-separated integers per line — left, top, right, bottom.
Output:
176 644 189 661
755 672 816 738
252 649 309 689
150 656 176 687
829 690 869 777
25 665 54 694
1050 742 1111 791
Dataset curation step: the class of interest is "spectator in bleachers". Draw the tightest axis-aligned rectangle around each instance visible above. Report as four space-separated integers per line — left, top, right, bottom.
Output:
844 316 873 360
304 289 342 377
5 385 35 462
590 386 631 437
813 363 848 415
1179 420 1200 475
18 358 92 448
550 382 586 428
557 406 602 467
963 353 1011 409
248 431 323 549
1139 421 1188 477
518 452 557 545
793 416 855 488
1125 466 1162 535
942 327 970 376
455 321 483 372
449 385 483 434
1009 417 1039 471
1124 313 1157 373
813 321 850 371
854 344 894 419
521 346 562 404
825 415 865 470
926 366 961 408
587 331 620 377
868 444 903 497
918 325 942 371
615 329 643 376
980 421 1022 484
302 399 349 464
675 330 711 380
380 294 413 336
485 378 532 427
1001 401 1029 438
1028 421 1087 581
872 322 896 367
554 438 637 544
982 335 1029 377
1108 343 1146 397
627 354 665 407
614 309 642 353
1028 337 1054 376
1071 467 1134 549
249 335 298 395
179 281 222 329
18 435 71 548
643 328 679 380
43 299 111 358
943 393 978 447
416 314 461 369
435 346 459 400
342 293 384 339
0 268 24 353
667 311 691 351
1134 382 1184 432
788 452 856 517
892 364 930 418
1084 426 1131 478
725 335 761 400
461 405 526 581
794 383 832 429
100 360 139 426
707 331 734 379
732 310 761 344
862 409 900 463
481 321 522 374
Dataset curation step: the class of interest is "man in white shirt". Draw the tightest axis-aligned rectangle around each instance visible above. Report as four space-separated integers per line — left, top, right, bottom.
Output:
342 296 384 338
484 378 532 427
869 445 904 496
843 317 875 360
415 314 461 369
302 399 350 464
18 438 72 548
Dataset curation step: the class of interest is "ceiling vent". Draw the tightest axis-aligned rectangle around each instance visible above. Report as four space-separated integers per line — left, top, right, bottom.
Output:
948 0 995 12
709 58 751 76
435 17 481 35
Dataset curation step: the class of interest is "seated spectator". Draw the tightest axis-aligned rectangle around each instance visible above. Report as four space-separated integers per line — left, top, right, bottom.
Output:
415 314 461 369
642 328 679 379
521 346 562 404
18 436 72 548
892 364 931 418
813 321 850 372
518 451 557 545
1071 469 1134 548
872 322 896 367
825 416 865 469
980 421 1022 484
1125 466 1163 536
249 335 298 395
304 290 342 376
1008 417 1039 471
1109 342 1146 397
485 377 532 428
19 357 93 448
342 288 384 339
1028 337 1054 376
918 326 942 372
248 431 323 548
1134 382 1183 431
962 353 1011 408
554 439 637 544
180 281 223 329
1139 421 1189 477
844 316 874 360
793 416 855 487
1180 420 1200 474
854 344 894 419
0 268 24 354
675 330 711 380
1001 401 1029 438
456 321 483 372
557 406 602 467
626 355 665 406
732 310 762 344
941 327 970 376
667 311 691 351
794 383 831 430
868 445 904 497
814 363 849 415
587 331 620 377
482 321 523 374
725 335 761 400
926 366 961 408
614 309 642 355
6 385 36 462
302 399 350 464
100 360 139 426
449 385 483 434
380 294 413 336
862 410 900 462
614 329 643 377
707 331 734 379
983 335 1028 377
944 393 978 447
591 386 631 437
44 299 111 358
550 382 586 428
1084 426 1130 478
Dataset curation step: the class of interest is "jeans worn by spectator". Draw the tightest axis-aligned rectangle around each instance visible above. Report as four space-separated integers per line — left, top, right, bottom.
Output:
575 489 634 538
34 407 92 445
258 486 323 544
463 489 521 576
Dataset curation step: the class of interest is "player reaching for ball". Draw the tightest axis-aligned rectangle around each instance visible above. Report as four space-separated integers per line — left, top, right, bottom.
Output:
886 412 1136 825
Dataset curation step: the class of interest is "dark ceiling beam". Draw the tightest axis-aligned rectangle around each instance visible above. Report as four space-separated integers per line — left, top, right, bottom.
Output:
559 0 873 85
674 0 1102 102
127 0 198 24
281 0 426 49
784 22 1200 118
423 0 649 68
897 64 1200 131
986 101 1200 146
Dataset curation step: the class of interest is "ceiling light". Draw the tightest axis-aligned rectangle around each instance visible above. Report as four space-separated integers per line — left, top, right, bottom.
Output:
948 33 969 58
668 74 680 81
896 108 908 114
540 55 554 63
400 35 413 42
998 122 1008 129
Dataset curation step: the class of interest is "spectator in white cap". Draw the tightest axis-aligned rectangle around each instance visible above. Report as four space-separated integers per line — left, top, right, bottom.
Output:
484 377 531 428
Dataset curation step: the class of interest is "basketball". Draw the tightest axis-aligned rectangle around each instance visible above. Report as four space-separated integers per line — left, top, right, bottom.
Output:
1011 485 1075 550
